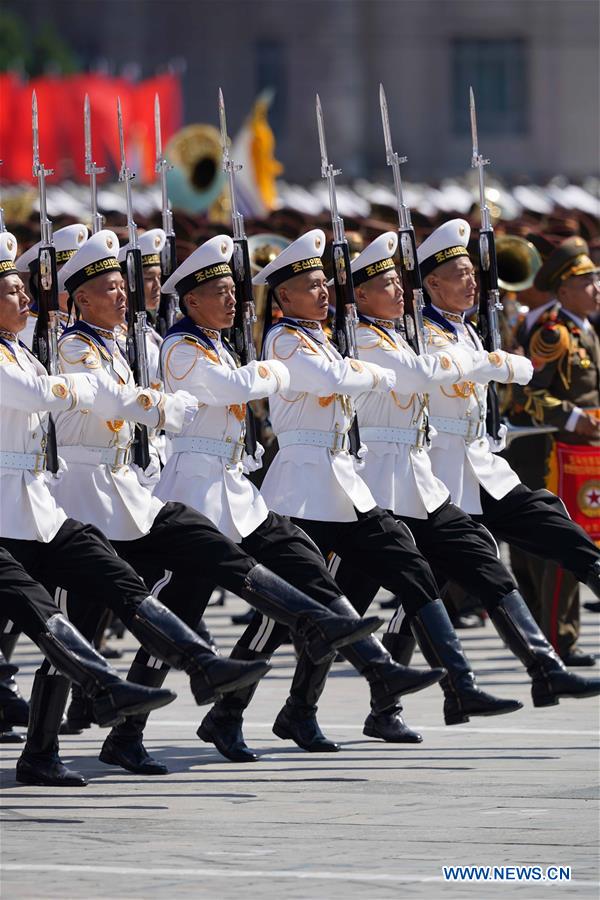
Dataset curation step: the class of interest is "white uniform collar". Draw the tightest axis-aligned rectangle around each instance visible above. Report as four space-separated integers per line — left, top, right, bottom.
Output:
288 317 326 341
432 304 465 325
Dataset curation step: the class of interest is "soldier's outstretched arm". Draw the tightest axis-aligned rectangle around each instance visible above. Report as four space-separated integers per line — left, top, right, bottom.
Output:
161 337 290 405
265 327 395 397
0 360 98 414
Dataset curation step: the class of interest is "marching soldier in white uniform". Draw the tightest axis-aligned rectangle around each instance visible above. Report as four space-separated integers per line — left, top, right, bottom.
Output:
0 231 279 786
16 224 88 350
102 235 443 770
416 219 600 703
53 230 384 775
205 229 527 758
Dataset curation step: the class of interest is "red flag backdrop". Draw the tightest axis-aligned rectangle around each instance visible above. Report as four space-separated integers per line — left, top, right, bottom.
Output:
0 72 182 185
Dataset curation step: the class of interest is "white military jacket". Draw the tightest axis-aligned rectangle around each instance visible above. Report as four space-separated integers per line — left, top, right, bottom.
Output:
260 318 395 522
156 320 290 542
354 317 524 518
423 307 533 514
53 321 194 540
0 335 98 542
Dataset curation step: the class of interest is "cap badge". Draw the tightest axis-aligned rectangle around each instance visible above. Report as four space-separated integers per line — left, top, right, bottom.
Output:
6 239 13 251
155 235 162 248
221 242 228 254
387 239 394 251
78 230 86 242
458 225 466 237
315 237 322 249
106 237 114 249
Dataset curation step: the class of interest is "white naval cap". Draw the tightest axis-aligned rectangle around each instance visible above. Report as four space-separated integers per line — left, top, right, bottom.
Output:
161 234 233 298
252 229 326 288
16 224 89 274
417 218 471 279
0 232 18 278
118 228 166 267
58 230 121 294
350 232 398 286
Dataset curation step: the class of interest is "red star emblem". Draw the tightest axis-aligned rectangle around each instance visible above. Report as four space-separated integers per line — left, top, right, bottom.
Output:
586 489 600 506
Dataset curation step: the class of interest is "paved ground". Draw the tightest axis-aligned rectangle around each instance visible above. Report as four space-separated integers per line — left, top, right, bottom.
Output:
1 592 599 899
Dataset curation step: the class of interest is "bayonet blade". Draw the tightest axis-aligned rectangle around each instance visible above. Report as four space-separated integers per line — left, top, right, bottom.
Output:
315 94 329 172
469 85 479 162
117 96 126 177
32 90 39 170
379 83 394 162
84 93 92 170
154 93 162 162
218 87 229 158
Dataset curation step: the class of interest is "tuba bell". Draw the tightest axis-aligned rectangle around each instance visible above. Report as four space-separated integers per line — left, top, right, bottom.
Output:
165 124 226 215
496 235 543 293
247 233 291 275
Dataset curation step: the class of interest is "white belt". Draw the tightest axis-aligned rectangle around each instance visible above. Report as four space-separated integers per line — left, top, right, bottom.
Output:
360 426 423 447
429 415 486 442
277 429 350 453
60 445 132 470
170 435 245 464
0 450 47 473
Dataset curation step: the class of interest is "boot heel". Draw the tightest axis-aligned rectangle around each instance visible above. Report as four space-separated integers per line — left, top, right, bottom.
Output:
444 709 470 725
532 689 560 708
272 720 292 741
196 723 211 742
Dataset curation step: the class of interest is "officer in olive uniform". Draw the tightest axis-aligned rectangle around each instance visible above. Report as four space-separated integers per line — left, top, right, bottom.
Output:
520 237 600 664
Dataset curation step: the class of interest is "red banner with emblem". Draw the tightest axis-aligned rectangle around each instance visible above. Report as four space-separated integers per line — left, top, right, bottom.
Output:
547 441 600 544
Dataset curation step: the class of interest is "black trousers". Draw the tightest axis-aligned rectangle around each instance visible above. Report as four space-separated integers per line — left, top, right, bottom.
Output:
333 501 517 627
235 505 441 656
475 484 598 581
0 519 151 633
0 546 64 642
61 502 258 643
131 510 344 665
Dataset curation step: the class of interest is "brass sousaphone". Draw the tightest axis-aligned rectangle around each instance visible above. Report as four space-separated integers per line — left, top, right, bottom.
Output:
165 124 226 215
496 234 543 293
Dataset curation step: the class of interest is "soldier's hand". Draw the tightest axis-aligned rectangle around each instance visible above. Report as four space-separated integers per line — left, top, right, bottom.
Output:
574 414 600 437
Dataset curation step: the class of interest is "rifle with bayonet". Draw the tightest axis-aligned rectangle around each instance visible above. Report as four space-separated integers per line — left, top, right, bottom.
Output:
31 91 59 473
154 94 178 337
117 97 151 470
84 94 105 235
469 86 503 441
379 84 426 356
218 87 258 457
315 94 361 457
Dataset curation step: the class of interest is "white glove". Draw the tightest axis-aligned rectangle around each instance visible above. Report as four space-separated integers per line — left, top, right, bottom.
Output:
487 423 508 453
264 359 291 393
63 373 99 409
172 390 200 427
507 354 534 385
367 363 396 393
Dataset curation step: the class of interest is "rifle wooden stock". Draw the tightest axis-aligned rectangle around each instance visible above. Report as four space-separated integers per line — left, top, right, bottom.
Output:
397 228 426 356
332 239 361 457
158 233 178 337
125 246 151 469
231 236 258 456
32 243 60 474
477 228 503 441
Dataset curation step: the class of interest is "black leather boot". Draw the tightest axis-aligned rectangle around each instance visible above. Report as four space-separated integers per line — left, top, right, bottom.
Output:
490 590 600 707
16 672 87 787
197 647 270 762
0 632 19 662
327 597 444 713
272 652 340 752
196 617 218 654
37 614 176 727
129 596 270 704
100 662 170 775
585 559 600 599
0 657 29 735
60 685 93 734
411 599 523 725
363 632 422 742
241 565 382 664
